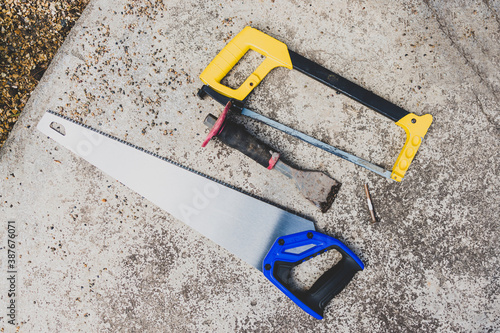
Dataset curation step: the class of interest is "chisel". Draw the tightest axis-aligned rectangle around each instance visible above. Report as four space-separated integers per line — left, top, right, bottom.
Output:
203 111 340 213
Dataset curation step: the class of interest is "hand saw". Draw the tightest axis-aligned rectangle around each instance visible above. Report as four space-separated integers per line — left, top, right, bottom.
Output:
37 110 364 320
199 26 433 182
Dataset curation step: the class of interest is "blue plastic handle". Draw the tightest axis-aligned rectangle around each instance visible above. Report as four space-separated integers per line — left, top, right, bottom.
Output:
262 231 364 319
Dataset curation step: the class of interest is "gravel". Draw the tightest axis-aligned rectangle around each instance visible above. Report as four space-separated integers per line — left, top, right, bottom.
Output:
0 0 89 147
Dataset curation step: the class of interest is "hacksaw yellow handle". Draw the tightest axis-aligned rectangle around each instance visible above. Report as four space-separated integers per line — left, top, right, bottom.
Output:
391 113 433 182
199 26 293 101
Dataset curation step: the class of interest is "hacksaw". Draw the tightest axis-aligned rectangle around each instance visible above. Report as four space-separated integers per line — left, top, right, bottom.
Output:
199 26 433 182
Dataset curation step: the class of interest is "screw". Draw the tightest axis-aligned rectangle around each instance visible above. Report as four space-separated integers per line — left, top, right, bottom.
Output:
265 264 271 270
278 239 285 245
411 118 416 124
307 232 313 239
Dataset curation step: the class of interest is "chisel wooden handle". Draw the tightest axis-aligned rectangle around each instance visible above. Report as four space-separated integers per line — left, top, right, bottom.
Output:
204 114 279 170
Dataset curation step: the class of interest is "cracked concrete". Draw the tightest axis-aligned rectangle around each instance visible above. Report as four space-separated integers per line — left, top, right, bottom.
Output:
1 0 499 332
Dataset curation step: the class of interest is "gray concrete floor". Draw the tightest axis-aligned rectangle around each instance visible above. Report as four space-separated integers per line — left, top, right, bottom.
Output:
1 0 499 332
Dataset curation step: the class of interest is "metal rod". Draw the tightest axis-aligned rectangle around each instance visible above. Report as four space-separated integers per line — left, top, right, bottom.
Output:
364 183 377 223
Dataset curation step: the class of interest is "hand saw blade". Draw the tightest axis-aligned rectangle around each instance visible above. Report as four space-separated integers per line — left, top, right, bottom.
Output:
37 110 315 270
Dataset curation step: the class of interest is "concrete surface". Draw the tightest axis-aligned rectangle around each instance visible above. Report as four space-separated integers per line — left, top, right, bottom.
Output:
1 0 499 331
